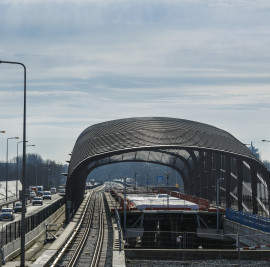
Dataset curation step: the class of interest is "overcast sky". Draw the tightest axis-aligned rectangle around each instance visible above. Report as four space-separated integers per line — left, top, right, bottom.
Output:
0 0 270 164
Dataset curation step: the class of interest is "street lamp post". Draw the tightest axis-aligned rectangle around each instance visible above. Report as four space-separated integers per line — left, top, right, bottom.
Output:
47 168 51 190
17 140 27 199
146 173 149 193
43 167 46 188
134 172 137 191
217 178 224 233
6 137 19 201
26 144 35 149
0 60 27 267
26 145 35 187
50 167 54 188
26 144 35 158
34 165 38 188
166 172 170 208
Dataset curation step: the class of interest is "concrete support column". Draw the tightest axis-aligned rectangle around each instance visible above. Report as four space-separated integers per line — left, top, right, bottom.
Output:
186 165 191 196
66 167 88 222
250 164 258 215
205 152 213 201
237 159 243 211
215 153 222 205
258 167 270 216
189 150 199 196
215 153 222 180
225 156 232 209
198 151 205 198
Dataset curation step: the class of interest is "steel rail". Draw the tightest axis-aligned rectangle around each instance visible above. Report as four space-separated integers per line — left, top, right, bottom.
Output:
51 186 106 267
50 190 94 267
67 194 96 267
90 193 105 267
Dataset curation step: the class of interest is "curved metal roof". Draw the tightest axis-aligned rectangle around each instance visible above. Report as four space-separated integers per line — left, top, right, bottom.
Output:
69 117 259 175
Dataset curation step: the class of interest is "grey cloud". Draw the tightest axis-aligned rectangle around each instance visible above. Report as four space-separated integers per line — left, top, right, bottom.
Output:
1 0 270 162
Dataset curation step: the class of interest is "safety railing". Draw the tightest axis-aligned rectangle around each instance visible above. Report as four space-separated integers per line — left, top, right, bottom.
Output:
0 195 18 207
226 209 270 233
125 230 270 265
0 197 64 247
115 205 123 250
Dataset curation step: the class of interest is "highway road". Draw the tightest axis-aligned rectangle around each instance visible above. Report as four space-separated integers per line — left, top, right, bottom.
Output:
0 193 63 227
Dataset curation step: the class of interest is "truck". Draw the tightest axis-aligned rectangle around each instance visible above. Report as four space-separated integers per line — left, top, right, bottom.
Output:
29 186 37 194
37 185 43 196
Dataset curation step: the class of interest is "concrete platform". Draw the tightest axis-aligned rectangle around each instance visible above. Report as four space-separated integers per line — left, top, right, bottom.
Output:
104 191 121 211
113 251 126 267
30 191 91 267
4 260 32 267
104 192 126 267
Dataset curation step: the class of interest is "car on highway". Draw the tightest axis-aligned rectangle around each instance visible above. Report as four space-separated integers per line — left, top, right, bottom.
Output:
43 191 52 200
0 208 15 221
30 191 37 199
32 197 43 206
13 202 27 213
58 187 66 196
13 202 23 213
50 187 57 194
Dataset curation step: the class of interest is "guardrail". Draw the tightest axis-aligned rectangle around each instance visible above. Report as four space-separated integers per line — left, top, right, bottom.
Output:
226 208 270 233
0 198 65 247
0 195 18 207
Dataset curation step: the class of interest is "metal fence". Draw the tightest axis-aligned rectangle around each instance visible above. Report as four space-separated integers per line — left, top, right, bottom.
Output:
115 207 123 250
125 230 270 264
0 198 64 247
226 208 270 233
126 230 237 250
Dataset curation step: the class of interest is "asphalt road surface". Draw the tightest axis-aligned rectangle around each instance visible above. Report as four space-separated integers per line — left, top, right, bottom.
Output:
0 193 63 227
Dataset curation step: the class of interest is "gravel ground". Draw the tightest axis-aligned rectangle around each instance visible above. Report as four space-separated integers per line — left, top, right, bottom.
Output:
126 259 270 266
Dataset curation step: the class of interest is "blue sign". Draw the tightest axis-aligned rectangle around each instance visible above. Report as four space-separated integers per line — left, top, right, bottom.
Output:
157 176 163 183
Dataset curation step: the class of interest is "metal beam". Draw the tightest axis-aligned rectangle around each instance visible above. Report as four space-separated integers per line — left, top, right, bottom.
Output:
251 164 258 214
225 155 232 209
206 152 213 201
237 159 243 211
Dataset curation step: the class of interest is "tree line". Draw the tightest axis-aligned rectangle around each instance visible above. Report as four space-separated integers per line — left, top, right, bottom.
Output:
0 153 68 190
247 144 270 170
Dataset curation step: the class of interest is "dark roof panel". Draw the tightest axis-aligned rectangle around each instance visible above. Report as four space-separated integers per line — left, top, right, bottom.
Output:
69 117 258 175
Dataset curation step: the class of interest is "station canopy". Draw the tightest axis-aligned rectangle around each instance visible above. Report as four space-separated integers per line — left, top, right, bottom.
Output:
66 117 270 217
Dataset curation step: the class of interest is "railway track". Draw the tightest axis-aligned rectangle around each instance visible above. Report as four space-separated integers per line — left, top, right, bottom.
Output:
51 187 108 267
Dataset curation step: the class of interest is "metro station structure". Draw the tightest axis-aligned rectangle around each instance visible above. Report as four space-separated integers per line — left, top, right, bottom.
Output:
66 117 270 218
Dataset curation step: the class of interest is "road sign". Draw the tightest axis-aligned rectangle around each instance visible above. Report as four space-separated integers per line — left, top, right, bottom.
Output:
157 176 163 183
